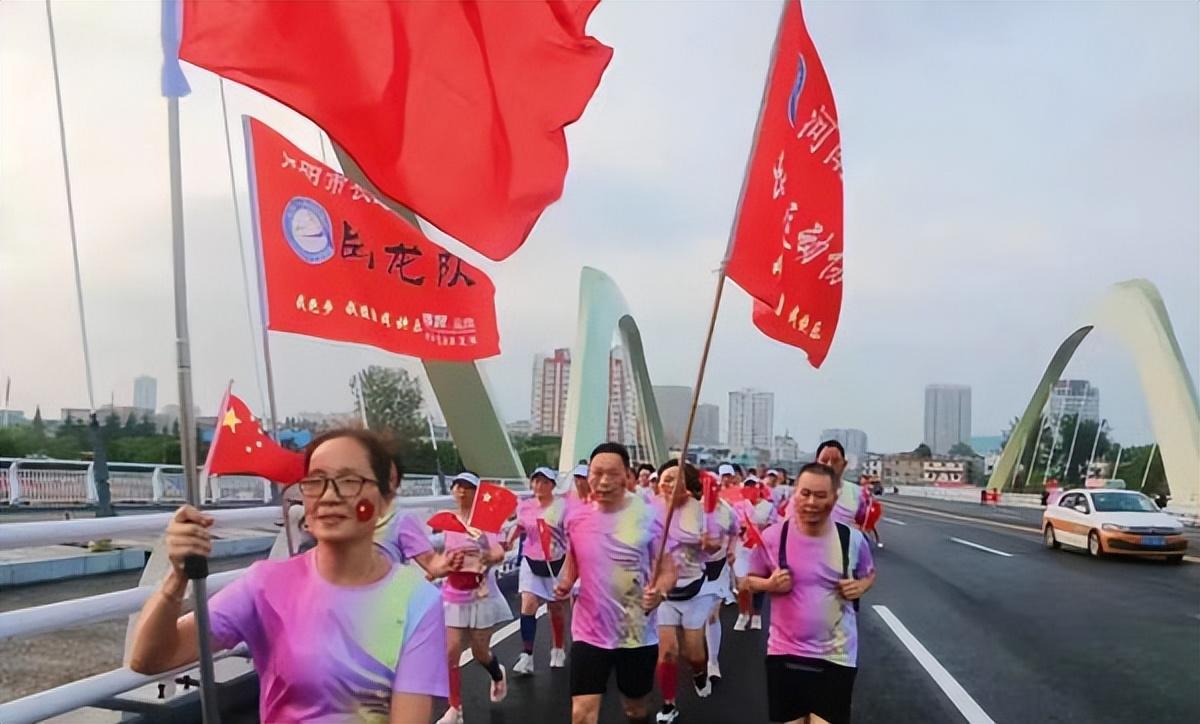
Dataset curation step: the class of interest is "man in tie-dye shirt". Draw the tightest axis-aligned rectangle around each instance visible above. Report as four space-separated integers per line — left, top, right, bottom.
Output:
742 462 876 724
554 442 678 724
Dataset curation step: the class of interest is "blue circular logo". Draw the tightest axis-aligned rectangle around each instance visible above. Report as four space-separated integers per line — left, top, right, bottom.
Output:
281 197 333 264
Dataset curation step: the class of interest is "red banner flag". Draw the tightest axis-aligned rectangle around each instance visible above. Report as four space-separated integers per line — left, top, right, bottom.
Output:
725 0 843 368
467 482 519 534
244 118 500 361
204 388 305 484
427 511 469 535
701 470 719 514
537 518 555 560
181 1 612 261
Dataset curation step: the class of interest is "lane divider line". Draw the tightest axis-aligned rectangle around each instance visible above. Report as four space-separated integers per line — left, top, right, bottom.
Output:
458 604 547 667
873 605 997 724
883 518 908 526
950 537 1014 558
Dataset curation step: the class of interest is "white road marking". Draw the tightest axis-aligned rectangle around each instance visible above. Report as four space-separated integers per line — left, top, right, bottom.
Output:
873 605 997 724
458 604 547 667
950 537 1014 558
883 518 908 526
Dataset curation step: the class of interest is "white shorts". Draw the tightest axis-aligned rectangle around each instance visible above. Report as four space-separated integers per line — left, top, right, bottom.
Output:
658 592 719 630
732 543 755 578
518 557 568 601
699 559 732 602
444 594 512 629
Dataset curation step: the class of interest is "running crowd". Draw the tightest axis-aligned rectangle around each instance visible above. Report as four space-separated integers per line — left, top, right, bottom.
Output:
129 430 884 724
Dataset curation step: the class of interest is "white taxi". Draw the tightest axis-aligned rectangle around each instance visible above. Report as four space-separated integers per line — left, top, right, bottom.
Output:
1042 488 1187 563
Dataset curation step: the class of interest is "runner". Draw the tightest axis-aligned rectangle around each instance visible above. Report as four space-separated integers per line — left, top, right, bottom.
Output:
733 475 777 631
815 440 866 529
698 472 740 688
507 466 570 675
434 471 513 724
718 463 739 490
652 460 721 723
636 463 656 491
571 463 592 503
553 442 677 724
856 477 884 550
374 454 455 577
768 469 794 513
129 428 448 722
740 462 876 724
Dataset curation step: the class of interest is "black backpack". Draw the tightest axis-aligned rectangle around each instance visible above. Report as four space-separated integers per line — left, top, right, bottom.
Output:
778 520 860 612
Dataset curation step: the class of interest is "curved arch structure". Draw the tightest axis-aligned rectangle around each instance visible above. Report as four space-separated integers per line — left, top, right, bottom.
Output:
989 280 1200 508
558 267 667 470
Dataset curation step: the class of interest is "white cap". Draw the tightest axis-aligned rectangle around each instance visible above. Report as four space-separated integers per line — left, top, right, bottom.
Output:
742 475 760 485
649 472 659 481
718 464 736 477
573 464 589 478
452 472 480 487
531 467 557 482
766 469 781 478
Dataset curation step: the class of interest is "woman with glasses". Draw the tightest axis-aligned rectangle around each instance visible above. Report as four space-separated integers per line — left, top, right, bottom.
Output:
128 428 448 723
433 472 512 724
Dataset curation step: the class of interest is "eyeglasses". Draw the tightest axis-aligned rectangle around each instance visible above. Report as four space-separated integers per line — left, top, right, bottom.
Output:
296 475 379 499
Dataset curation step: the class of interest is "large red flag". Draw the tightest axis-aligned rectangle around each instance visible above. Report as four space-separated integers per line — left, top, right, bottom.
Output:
467 482 519 534
181 1 612 261
204 388 305 484
725 0 843 368
245 118 500 361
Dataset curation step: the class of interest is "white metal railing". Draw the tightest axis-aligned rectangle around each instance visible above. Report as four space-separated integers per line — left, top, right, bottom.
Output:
0 505 281 550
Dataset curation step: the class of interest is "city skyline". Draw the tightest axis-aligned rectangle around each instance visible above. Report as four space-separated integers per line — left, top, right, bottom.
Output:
924 385 972 456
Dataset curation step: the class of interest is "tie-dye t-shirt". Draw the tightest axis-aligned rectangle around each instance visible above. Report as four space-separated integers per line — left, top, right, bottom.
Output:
441 527 505 605
514 496 568 561
746 521 875 666
705 500 741 563
565 492 666 649
831 479 865 527
664 498 707 585
207 549 447 722
374 506 434 563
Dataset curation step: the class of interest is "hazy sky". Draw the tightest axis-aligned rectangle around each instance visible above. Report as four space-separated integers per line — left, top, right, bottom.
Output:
2 1 1197 453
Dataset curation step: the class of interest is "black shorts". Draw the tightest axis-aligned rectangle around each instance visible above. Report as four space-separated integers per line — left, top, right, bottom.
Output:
569 641 658 699
765 655 857 724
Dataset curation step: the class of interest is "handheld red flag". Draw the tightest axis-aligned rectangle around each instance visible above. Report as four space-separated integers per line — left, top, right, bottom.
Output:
536 518 555 560
725 0 843 368
740 512 778 570
204 387 304 484
742 485 764 506
719 486 746 505
243 118 500 361
181 1 612 261
427 510 469 534
702 471 719 514
468 482 519 534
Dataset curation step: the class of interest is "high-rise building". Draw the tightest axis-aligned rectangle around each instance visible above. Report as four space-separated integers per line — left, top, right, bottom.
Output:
773 433 799 463
819 428 869 469
693 403 721 446
133 375 157 413
924 384 972 455
729 389 774 451
531 349 571 436
653 385 692 449
1049 379 1100 424
607 348 638 447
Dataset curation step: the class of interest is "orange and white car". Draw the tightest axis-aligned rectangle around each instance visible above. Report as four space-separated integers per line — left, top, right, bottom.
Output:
1042 488 1188 563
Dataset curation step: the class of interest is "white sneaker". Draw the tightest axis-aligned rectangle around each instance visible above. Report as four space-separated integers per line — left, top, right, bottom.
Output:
694 675 712 698
549 647 567 668
733 614 750 631
750 614 763 630
656 705 680 724
707 659 722 681
513 652 535 676
436 706 463 724
490 664 508 703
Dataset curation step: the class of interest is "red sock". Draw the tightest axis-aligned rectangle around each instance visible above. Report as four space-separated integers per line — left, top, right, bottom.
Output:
738 589 751 614
550 607 565 648
448 665 461 709
657 661 678 702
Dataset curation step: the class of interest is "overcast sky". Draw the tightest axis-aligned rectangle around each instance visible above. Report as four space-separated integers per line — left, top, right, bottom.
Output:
2 0 1197 453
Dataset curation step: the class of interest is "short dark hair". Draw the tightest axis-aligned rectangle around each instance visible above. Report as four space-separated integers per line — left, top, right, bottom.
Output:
797 461 839 490
815 440 846 459
304 428 394 495
636 463 656 475
656 459 702 498
590 441 631 469
733 463 745 475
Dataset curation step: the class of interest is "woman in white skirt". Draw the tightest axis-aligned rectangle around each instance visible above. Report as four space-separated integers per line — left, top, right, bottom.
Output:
435 472 513 724
505 466 570 675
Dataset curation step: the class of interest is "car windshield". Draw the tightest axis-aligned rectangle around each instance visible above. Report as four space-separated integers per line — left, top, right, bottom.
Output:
1090 492 1158 513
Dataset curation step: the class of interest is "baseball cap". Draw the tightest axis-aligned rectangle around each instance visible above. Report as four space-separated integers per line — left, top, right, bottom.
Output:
765 469 780 479
742 475 760 486
530 467 557 483
573 464 589 478
451 472 480 487
718 464 736 477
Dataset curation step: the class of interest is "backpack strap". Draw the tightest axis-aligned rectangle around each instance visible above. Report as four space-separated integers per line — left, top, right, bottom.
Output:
778 520 790 571
835 522 860 612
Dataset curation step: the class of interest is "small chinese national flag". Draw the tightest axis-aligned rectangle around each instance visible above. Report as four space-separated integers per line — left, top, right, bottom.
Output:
204 387 305 484
427 510 469 534
467 482 519 534
536 518 555 560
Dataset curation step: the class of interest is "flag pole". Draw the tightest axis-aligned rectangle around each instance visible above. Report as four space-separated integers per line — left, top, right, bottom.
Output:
166 71 222 724
427 413 448 495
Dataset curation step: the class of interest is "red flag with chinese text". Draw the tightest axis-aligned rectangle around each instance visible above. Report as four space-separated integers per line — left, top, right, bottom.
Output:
245 118 499 361
724 0 843 368
204 388 305 484
181 1 612 261
467 482 519 534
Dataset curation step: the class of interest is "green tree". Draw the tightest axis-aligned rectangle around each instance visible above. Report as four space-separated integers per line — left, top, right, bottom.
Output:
31 406 45 439
123 413 139 435
352 367 424 440
103 411 121 439
911 443 932 458
948 442 976 457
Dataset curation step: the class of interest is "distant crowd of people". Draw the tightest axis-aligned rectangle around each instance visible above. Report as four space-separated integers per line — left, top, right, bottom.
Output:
129 431 883 724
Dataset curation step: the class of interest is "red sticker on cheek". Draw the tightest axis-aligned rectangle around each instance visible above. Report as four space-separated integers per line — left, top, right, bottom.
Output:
355 500 375 522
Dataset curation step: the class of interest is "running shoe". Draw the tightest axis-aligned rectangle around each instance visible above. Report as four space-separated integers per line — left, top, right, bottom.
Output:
512 652 535 676
707 659 722 688
656 704 680 723
733 614 750 631
490 665 508 703
549 647 567 668
750 614 763 630
435 706 463 724
694 675 713 698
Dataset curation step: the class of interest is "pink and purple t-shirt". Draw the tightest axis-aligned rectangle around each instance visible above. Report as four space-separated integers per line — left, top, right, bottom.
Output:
374 507 434 564
514 496 568 561
705 500 741 563
207 549 447 722
441 527 505 605
746 520 875 667
565 492 667 650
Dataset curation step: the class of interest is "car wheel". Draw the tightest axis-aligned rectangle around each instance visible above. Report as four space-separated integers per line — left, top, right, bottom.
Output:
1167 555 1184 565
1043 524 1061 550
1087 531 1104 558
